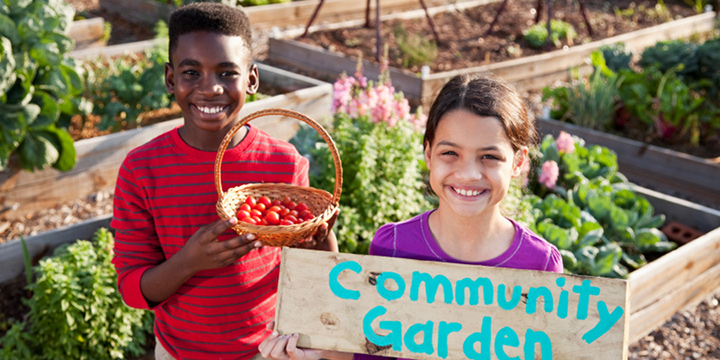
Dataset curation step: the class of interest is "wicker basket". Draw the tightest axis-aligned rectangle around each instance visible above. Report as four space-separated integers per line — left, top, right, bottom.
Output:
215 108 342 247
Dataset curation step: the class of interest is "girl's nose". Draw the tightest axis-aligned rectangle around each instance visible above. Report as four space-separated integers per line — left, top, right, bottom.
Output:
456 160 483 180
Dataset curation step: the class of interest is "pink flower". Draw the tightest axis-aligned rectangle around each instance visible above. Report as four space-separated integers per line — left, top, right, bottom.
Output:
538 160 559 188
556 131 575 154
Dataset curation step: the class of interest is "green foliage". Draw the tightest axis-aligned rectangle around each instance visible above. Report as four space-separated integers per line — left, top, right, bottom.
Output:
525 134 675 278
0 0 84 172
392 22 438 69
523 19 577 48
542 37 720 147
542 66 620 130
0 228 154 359
291 114 430 254
82 45 171 132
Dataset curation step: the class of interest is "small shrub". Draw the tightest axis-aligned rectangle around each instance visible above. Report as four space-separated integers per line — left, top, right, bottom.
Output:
523 19 577 48
392 22 438 69
0 228 154 360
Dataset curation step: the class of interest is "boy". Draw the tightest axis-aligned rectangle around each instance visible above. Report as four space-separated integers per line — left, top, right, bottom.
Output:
110 3 338 360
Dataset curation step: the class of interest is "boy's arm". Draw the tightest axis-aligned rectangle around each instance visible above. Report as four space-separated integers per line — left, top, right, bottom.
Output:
139 217 262 305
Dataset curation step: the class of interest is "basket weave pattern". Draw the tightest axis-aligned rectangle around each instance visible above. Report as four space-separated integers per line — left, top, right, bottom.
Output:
215 109 342 247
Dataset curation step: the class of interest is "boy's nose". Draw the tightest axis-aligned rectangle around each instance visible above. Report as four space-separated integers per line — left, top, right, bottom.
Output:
199 78 223 95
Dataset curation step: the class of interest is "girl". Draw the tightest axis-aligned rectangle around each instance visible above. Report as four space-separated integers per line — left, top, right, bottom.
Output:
259 74 563 360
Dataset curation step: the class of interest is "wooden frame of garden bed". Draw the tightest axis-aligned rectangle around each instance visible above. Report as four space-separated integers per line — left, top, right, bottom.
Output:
1 186 718 347
97 0 478 29
68 17 107 50
0 63 333 221
537 117 720 209
267 11 718 108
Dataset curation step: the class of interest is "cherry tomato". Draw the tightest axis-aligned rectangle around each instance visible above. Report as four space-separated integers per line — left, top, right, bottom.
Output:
258 196 272 207
288 210 299 218
245 196 257 207
272 200 283 207
251 215 263 224
268 205 283 213
295 203 309 213
303 213 316 221
285 201 297 210
281 195 292 206
298 209 312 220
283 215 299 224
279 208 290 217
237 210 251 220
265 211 281 225
240 203 252 212
254 203 266 212
258 218 268 226
241 216 257 225
250 209 263 218
279 220 294 226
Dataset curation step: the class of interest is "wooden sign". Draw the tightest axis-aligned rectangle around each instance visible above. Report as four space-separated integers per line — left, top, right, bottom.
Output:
275 248 630 360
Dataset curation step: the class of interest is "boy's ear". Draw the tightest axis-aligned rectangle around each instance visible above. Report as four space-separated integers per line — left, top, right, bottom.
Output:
246 64 259 95
165 62 175 94
511 147 529 177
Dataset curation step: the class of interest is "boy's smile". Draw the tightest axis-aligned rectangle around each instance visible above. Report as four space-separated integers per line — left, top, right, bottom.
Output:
165 31 258 150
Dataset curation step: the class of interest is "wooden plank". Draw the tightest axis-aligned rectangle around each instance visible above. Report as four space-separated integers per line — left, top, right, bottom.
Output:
628 259 720 343
0 64 332 220
98 0 173 26
0 215 112 284
70 38 166 60
68 18 106 50
537 118 720 208
277 248 630 360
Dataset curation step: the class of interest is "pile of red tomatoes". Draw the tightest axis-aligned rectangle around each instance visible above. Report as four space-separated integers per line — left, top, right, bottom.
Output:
237 195 316 226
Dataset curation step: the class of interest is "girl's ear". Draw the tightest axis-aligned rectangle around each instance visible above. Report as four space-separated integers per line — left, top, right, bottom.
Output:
164 62 175 94
424 142 432 167
246 64 259 95
511 147 528 177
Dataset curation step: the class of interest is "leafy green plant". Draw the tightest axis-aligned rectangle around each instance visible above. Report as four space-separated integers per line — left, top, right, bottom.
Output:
291 65 430 254
523 133 675 278
0 228 154 359
523 19 577 48
392 22 438 69
542 62 620 130
0 0 85 172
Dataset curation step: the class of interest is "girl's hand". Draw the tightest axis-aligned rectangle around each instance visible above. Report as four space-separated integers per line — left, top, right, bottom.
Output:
259 321 352 360
179 217 261 273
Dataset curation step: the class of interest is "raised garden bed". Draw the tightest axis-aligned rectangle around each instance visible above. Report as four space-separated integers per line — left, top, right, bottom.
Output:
537 117 720 209
267 3 716 108
0 62 333 221
97 0 477 29
68 17 107 50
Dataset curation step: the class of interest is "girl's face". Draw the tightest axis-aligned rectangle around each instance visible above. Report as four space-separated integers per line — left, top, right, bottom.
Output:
165 31 258 148
425 109 526 220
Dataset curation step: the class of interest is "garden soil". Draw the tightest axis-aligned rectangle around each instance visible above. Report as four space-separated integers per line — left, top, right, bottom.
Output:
1 0 719 358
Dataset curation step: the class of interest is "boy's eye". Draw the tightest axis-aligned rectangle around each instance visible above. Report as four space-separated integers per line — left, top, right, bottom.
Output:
440 150 458 156
481 154 500 160
182 69 199 76
220 71 240 77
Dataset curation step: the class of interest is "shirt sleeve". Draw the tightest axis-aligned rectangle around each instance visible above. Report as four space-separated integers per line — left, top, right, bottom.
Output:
293 153 310 187
545 245 564 274
369 223 396 257
110 158 165 310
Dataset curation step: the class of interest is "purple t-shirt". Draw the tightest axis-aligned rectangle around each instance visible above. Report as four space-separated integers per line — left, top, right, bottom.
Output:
354 210 563 360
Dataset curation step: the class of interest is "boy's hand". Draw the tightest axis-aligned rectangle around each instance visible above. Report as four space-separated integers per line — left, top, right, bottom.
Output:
181 217 261 272
294 208 339 249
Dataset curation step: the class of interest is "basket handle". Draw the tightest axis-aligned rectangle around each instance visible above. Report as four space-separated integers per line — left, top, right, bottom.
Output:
214 108 343 206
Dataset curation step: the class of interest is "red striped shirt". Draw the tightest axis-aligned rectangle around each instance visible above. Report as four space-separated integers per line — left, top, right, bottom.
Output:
111 125 309 360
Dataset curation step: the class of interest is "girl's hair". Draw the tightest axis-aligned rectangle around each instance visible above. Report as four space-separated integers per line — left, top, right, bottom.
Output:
168 2 253 64
423 74 537 152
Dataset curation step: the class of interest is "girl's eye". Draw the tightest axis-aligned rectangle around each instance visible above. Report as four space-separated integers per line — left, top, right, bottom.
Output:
440 150 458 156
481 154 500 160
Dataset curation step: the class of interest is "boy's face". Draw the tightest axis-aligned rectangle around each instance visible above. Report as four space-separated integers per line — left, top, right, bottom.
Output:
165 31 258 146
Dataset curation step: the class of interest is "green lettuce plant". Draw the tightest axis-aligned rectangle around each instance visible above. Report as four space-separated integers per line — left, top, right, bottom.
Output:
523 132 675 278
0 0 86 172
0 228 154 360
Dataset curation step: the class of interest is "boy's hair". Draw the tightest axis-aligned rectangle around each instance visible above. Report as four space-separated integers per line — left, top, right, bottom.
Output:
168 2 253 63
423 74 537 152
